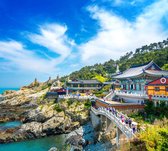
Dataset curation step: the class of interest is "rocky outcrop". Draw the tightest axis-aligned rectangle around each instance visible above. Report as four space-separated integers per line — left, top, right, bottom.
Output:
0 81 90 144
0 105 26 123
0 97 90 143
48 147 58 151
20 122 43 136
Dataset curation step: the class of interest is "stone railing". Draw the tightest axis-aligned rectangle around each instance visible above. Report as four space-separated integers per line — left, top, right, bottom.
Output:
115 91 168 101
91 106 135 138
104 90 116 101
58 95 96 100
151 95 168 101
115 91 147 98
67 87 102 90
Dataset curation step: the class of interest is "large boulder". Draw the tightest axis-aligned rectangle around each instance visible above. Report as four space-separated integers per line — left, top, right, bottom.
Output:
20 122 43 137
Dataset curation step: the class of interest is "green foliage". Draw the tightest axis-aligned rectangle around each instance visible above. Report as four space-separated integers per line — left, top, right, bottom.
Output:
144 100 168 120
67 99 74 106
84 100 91 109
41 83 52 90
162 64 168 70
137 125 168 151
102 84 111 91
130 100 168 124
54 104 63 112
94 75 107 83
61 39 168 81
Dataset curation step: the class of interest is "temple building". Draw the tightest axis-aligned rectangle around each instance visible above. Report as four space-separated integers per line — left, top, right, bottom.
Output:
146 76 168 96
66 79 102 94
112 61 168 103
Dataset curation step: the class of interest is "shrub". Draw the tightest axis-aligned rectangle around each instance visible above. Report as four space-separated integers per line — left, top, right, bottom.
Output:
84 100 91 109
54 104 63 112
67 99 74 106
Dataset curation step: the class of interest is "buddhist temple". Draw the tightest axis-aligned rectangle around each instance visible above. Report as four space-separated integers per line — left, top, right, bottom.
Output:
112 61 168 103
146 76 168 96
66 79 102 94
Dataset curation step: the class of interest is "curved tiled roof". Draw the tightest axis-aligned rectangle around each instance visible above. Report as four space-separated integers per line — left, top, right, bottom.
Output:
144 70 168 76
68 79 101 84
112 61 168 79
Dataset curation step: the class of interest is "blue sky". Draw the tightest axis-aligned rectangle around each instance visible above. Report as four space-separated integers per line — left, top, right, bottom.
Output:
0 0 168 88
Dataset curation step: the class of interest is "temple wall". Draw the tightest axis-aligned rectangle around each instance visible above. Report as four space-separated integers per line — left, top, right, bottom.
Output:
147 85 168 96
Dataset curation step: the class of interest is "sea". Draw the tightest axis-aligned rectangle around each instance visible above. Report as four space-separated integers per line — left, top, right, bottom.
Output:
0 134 66 151
0 88 20 94
0 88 66 151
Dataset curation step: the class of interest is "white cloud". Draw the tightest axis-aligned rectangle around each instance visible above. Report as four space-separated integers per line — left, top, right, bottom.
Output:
79 0 168 65
0 41 55 73
29 23 74 65
0 23 74 74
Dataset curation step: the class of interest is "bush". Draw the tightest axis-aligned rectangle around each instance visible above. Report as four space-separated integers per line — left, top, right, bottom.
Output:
54 104 63 112
84 100 91 109
137 125 168 151
67 99 74 106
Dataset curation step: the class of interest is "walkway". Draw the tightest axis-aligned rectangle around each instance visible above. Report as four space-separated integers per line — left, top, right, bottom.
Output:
91 106 136 139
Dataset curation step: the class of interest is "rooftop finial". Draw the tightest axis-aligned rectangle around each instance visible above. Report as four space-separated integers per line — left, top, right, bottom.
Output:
116 64 120 73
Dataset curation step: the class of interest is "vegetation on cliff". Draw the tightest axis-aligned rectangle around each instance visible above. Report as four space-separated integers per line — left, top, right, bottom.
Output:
61 38 168 81
128 101 168 151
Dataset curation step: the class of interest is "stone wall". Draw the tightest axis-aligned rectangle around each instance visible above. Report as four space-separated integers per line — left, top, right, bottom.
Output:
90 111 100 131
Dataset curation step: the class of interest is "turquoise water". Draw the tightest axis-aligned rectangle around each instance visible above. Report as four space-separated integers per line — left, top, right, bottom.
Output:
0 134 66 151
0 121 22 130
0 88 19 94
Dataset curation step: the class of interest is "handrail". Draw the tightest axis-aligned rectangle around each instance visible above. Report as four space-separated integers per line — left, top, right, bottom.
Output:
58 95 97 99
104 90 116 101
91 106 135 138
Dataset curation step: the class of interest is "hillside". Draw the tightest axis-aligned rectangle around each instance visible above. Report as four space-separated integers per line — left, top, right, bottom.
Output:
61 38 168 81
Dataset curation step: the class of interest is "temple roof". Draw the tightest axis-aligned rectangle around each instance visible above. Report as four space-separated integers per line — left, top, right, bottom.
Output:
68 79 101 84
144 70 168 76
147 76 168 85
112 61 168 79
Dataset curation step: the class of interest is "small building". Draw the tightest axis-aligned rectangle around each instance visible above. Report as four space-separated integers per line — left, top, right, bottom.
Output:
66 79 102 94
112 61 168 103
146 76 168 96
51 88 66 95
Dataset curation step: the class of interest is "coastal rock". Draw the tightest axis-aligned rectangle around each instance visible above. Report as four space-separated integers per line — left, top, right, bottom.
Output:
48 147 58 151
42 115 65 134
23 104 56 123
23 110 46 123
20 122 43 137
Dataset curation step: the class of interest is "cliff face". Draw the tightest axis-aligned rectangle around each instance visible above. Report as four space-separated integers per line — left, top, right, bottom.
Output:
0 83 90 143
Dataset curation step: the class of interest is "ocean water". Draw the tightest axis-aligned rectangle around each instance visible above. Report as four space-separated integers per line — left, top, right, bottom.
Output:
0 121 22 130
0 134 66 151
0 88 19 94
0 88 66 151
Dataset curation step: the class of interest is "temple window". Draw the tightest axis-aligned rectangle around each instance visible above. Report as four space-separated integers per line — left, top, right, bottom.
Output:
130 84 134 90
155 87 160 91
166 87 168 92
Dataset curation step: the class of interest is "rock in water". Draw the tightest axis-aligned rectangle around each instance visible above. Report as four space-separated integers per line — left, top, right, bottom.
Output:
48 147 57 151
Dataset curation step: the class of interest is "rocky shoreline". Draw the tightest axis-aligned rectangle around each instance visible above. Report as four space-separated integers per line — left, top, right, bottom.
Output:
0 82 114 150
0 86 90 144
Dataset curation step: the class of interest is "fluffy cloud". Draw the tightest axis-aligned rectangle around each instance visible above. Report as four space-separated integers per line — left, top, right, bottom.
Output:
0 0 168 76
29 24 74 65
79 0 168 65
0 41 55 73
0 23 74 73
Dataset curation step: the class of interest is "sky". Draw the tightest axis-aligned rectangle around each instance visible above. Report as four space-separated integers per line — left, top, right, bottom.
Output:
0 0 168 88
